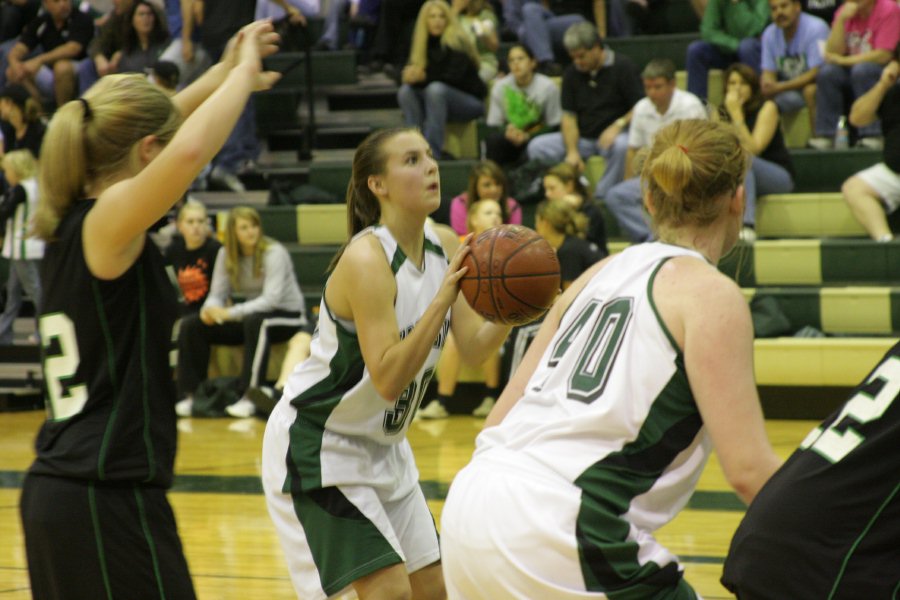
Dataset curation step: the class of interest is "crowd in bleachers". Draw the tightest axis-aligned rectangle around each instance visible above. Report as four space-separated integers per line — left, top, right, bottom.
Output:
0 0 898 416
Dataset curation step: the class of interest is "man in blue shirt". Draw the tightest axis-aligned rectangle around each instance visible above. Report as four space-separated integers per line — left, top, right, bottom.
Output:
761 0 830 130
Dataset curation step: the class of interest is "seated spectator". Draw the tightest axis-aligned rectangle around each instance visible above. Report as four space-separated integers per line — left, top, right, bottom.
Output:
543 162 608 253
116 1 171 75
449 159 521 235
158 0 211 88
0 149 42 345
605 58 707 243
77 0 132 95
453 0 499 82
841 57 899 240
165 199 221 315
510 1 585 75
0 84 46 158
685 0 769 101
397 0 487 159
418 198 504 420
316 0 380 52
760 0 829 132
4 0 94 108
534 198 606 289
720 63 795 241
176 206 309 418
485 43 562 167
0 0 40 44
808 0 900 149
527 22 642 202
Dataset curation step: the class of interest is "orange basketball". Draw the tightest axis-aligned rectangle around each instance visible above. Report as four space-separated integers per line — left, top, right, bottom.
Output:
459 225 561 325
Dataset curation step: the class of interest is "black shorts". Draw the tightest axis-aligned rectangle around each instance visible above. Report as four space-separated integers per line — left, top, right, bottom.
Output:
20 473 196 600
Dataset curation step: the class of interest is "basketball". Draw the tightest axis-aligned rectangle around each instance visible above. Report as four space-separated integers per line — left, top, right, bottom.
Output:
459 225 561 325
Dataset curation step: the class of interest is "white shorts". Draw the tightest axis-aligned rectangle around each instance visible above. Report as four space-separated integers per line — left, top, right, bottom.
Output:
441 456 697 600
856 163 900 213
261 400 441 600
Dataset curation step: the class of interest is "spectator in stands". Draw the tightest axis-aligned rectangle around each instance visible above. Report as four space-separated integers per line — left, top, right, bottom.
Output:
485 43 562 167
685 0 769 100
158 0 211 88
0 149 42 345
543 162 608 253
605 58 707 243
165 199 220 315
418 198 505 420
720 63 795 241
527 22 642 202
176 206 309 418
534 198 606 289
808 0 900 149
77 0 133 94
453 0 499 82
0 0 40 44
506 1 585 75
4 0 94 108
396 0 487 159
448 159 521 235
841 56 899 240
316 0 381 51
0 84 46 157
760 0 829 133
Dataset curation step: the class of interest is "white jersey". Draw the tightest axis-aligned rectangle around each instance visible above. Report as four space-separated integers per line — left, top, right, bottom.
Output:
3 177 44 260
276 223 450 497
475 242 712 533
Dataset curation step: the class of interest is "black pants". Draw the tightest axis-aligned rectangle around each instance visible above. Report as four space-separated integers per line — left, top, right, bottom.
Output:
177 310 305 398
20 473 195 600
485 130 528 167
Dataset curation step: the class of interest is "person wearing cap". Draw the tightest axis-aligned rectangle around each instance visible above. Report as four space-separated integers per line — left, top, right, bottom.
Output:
4 0 94 108
0 84 45 158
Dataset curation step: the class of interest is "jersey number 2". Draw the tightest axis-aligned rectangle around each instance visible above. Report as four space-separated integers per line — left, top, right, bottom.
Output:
800 356 900 463
40 313 88 421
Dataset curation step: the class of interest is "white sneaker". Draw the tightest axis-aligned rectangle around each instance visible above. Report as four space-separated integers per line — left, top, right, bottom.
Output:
417 399 449 419
857 137 884 150
471 396 496 418
175 398 193 417
225 397 256 418
807 137 832 150
740 226 757 243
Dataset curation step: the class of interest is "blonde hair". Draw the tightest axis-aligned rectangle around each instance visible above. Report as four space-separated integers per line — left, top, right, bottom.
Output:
177 198 208 222
466 198 501 233
545 163 588 200
409 0 480 69
1 149 37 181
33 74 182 240
642 119 748 235
536 199 588 238
224 206 272 290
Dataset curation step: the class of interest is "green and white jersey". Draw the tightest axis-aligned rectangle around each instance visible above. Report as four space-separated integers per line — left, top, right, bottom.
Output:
474 242 711 582
280 223 450 496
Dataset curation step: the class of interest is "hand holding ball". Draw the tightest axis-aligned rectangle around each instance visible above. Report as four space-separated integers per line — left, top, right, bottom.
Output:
459 225 561 325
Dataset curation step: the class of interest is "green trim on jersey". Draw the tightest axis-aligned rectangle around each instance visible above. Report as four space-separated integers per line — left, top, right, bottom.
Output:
292 485 402 595
88 482 114 600
574 359 702 594
93 279 120 481
647 257 680 356
134 485 167 599
423 236 446 260
285 319 365 492
137 264 157 484
828 479 900 599
390 245 406 275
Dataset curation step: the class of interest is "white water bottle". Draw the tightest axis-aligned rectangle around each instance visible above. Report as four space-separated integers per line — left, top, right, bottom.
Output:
834 116 850 149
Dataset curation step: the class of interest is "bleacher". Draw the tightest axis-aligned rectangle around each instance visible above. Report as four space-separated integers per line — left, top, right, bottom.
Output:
2 15 893 416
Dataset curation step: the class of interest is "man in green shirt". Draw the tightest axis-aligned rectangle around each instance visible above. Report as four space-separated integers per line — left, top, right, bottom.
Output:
686 0 770 99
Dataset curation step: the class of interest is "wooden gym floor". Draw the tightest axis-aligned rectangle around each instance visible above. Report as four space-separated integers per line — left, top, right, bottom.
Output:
1 410 814 599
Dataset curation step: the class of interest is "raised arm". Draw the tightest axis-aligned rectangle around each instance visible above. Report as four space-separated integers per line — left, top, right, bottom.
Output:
850 61 898 127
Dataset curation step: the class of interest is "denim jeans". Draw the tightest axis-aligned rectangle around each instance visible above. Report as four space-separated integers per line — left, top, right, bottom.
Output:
604 177 653 242
686 38 761 100
0 259 41 345
815 61 883 138
744 155 794 226
397 82 485 158
526 131 629 199
518 4 585 64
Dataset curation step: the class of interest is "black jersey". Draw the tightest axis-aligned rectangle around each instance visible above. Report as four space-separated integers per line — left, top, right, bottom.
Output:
165 235 221 315
30 199 180 487
722 342 900 599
